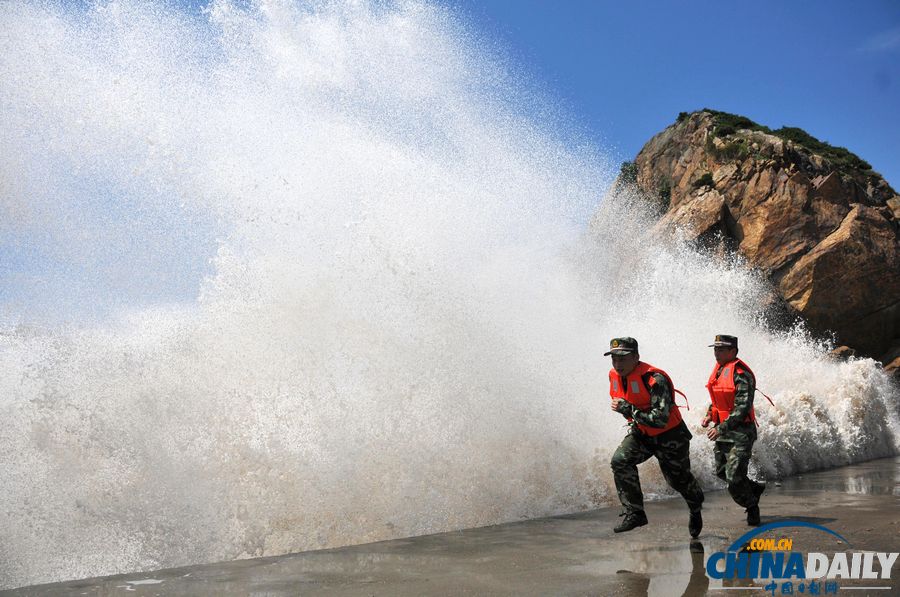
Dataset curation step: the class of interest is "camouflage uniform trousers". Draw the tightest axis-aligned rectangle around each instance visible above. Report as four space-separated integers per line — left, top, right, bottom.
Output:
714 423 764 508
611 422 704 515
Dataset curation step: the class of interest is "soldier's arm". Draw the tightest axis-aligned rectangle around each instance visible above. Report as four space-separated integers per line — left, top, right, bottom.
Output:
701 402 714 426
628 373 672 428
717 369 755 434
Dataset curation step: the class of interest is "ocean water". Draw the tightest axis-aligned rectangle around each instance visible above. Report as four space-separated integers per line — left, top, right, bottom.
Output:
1 0 898 589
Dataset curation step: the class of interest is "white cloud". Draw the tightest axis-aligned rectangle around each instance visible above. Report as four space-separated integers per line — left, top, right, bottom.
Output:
859 26 900 53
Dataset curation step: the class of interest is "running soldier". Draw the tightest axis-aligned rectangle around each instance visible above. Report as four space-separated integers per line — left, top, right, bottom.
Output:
607 337 704 536
701 334 766 526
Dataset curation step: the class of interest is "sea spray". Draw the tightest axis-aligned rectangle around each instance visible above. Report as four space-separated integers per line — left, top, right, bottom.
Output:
1 0 898 589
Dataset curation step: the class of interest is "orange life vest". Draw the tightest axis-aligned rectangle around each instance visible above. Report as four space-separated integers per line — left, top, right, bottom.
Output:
609 361 683 436
706 358 756 424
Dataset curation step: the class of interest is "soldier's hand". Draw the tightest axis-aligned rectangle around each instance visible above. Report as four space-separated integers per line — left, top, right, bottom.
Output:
706 426 720 441
611 399 627 415
700 415 712 428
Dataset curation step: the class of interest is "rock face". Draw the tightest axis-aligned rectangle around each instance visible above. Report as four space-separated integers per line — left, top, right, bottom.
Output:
630 110 900 359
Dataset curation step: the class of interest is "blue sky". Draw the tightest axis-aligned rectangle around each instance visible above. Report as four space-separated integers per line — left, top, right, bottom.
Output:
453 0 900 189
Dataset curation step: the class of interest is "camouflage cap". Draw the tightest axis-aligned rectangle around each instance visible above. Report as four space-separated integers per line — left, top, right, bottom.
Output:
709 334 738 348
604 337 639 356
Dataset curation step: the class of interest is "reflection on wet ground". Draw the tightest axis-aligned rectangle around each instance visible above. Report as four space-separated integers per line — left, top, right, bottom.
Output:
776 457 900 496
4 457 899 596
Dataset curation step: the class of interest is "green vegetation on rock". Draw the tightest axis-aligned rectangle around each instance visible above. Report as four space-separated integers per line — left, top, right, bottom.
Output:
708 137 750 162
657 179 672 208
774 126 872 170
688 108 873 173
619 161 638 185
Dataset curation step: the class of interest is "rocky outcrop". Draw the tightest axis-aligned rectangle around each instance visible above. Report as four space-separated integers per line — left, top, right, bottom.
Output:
630 110 900 359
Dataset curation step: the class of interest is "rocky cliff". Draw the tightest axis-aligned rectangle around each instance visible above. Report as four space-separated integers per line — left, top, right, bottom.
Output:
625 109 900 361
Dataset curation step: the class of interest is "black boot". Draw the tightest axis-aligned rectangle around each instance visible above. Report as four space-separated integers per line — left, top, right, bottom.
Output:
614 511 648 533
689 509 703 538
746 504 761 526
753 481 766 499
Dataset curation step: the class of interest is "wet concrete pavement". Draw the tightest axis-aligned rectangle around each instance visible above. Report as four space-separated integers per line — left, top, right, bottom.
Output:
5 457 899 596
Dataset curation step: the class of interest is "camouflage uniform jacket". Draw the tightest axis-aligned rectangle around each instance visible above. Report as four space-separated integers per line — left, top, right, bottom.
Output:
615 371 675 430
706 367 756 441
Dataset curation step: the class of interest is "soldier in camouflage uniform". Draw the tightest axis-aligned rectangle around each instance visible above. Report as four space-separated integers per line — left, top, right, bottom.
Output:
606 337 704 536
702 334 766 526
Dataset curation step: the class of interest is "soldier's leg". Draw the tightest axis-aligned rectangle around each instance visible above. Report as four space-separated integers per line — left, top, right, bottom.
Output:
611 433 653 515
655 433 705 512
714 440 729 483
723 435 758 508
